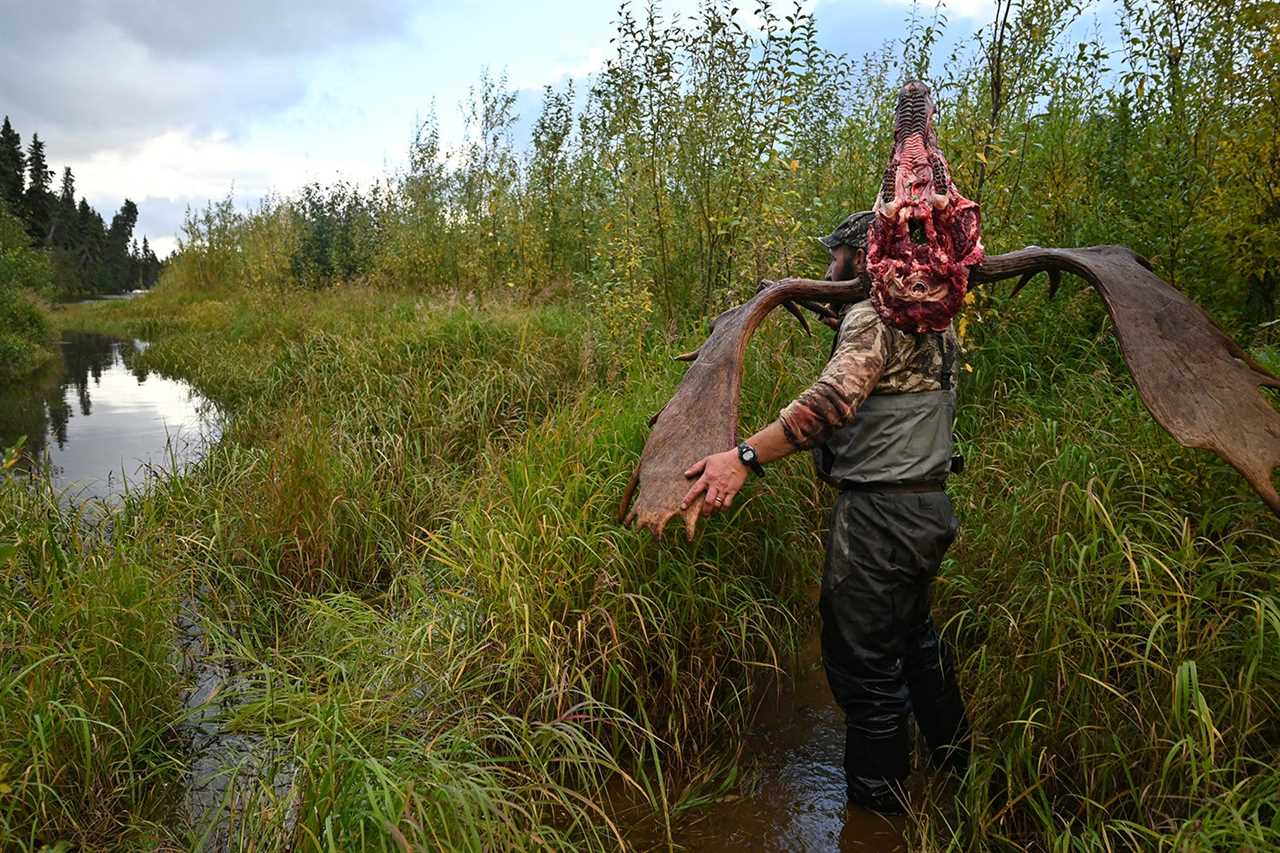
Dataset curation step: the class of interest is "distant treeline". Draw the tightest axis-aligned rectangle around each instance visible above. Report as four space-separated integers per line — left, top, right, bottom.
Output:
170 0 1277 342
0 116 161 298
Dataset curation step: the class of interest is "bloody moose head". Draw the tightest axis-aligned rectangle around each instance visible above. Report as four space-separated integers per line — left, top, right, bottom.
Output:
867 80 984 332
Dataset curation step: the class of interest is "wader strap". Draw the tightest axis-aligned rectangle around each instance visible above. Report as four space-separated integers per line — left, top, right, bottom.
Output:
937 330 961 473
816 321 844 482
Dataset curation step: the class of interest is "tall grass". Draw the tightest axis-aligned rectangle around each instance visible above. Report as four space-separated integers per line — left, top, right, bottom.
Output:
0 482 180 847
16 268 1277 849
4 0 1278 848
921 288 1280 849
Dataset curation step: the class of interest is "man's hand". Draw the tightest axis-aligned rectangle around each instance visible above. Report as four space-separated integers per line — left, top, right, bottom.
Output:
681 449 749 515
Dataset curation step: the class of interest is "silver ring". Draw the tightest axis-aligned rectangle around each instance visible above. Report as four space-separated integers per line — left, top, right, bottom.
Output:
715 496 725 504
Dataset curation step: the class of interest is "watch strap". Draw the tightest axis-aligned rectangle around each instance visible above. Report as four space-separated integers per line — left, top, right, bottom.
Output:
737 441 766 478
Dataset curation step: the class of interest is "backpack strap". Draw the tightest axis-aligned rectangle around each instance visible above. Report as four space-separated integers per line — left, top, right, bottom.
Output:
933 331 955 390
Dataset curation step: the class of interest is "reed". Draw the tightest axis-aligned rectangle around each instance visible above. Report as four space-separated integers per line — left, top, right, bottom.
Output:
7 275 1276 849
4 0 1278 846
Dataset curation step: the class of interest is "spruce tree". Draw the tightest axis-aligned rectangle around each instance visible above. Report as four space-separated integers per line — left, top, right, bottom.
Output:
105 199 139 293
77 198 106 290
23 133 53 244
141 236 160 288
130 237 141 289
0 116 23 214
58 167 74 209
50 166 77 248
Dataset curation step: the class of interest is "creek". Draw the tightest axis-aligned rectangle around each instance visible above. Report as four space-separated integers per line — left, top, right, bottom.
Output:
0 330 219 503
0 329 273 848
2 327 909 850
625 630 908 852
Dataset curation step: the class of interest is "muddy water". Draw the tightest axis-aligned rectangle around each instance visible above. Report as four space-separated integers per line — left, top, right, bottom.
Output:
639 631 906 852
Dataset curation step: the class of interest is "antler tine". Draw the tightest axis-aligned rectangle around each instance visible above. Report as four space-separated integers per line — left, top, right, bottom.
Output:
1010 270 1038 298
784 300 813 336
676 288 848 363
796 298 841 319
970 244 1280 519
979 259 1062 303
758 278 814 336
1047 268 1062 300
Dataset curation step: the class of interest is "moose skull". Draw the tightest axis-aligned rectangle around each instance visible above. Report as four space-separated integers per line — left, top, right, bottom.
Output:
867 80 984 332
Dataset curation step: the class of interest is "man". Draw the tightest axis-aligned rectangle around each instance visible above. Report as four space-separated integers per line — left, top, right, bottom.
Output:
680 211 971 813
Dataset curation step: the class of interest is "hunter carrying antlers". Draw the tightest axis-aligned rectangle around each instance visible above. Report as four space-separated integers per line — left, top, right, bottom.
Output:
623 78 1280 816
680 196 972 812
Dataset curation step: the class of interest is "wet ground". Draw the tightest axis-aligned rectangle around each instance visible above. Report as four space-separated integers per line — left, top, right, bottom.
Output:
176 593 297 851
0 330 219 503
633 630 907 852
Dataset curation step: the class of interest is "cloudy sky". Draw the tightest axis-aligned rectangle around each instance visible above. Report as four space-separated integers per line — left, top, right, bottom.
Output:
0 0 1002 257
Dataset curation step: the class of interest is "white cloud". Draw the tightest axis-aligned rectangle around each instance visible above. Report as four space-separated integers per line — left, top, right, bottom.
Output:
147 235 180 259
71 129 393 257
70 130 384 204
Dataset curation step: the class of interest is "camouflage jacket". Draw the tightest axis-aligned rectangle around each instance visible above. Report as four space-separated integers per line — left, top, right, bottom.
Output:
779 300 959 450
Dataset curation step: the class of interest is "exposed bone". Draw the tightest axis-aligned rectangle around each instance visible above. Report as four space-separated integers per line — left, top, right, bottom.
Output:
868 80 983 333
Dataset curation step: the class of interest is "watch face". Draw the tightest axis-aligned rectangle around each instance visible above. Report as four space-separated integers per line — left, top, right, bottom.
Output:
741 446 756 462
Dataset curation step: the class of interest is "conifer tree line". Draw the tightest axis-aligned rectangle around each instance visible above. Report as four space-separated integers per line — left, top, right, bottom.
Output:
0 115 161 297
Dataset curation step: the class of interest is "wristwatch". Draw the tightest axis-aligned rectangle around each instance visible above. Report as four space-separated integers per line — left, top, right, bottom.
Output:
737 441 766 478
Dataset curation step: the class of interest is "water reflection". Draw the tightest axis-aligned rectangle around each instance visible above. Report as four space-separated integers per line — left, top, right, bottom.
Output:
0 331 219 503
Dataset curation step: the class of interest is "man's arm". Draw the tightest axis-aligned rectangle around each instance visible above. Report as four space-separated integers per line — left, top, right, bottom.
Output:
681 305 889 514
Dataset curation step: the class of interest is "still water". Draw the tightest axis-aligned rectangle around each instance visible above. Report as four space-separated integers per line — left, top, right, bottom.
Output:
0 331 219 503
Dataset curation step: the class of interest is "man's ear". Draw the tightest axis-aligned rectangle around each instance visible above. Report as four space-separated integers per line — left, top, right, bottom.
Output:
853 248 866 273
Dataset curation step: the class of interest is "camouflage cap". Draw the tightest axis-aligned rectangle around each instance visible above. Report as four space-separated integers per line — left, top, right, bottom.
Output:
817 210 874 252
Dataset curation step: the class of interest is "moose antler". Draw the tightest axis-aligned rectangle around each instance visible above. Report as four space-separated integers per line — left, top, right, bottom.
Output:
971 245 1280 516
620 246 1280 540
618 276 869 538
623 79 1280 538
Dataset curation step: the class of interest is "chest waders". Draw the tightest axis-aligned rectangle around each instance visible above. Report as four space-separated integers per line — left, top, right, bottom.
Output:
815 331 972 813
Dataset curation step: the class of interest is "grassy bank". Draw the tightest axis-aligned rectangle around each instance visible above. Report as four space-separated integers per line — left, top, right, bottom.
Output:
0 288 53 384
2 272 1277 849
935 291 1280 848
5 280 831 849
